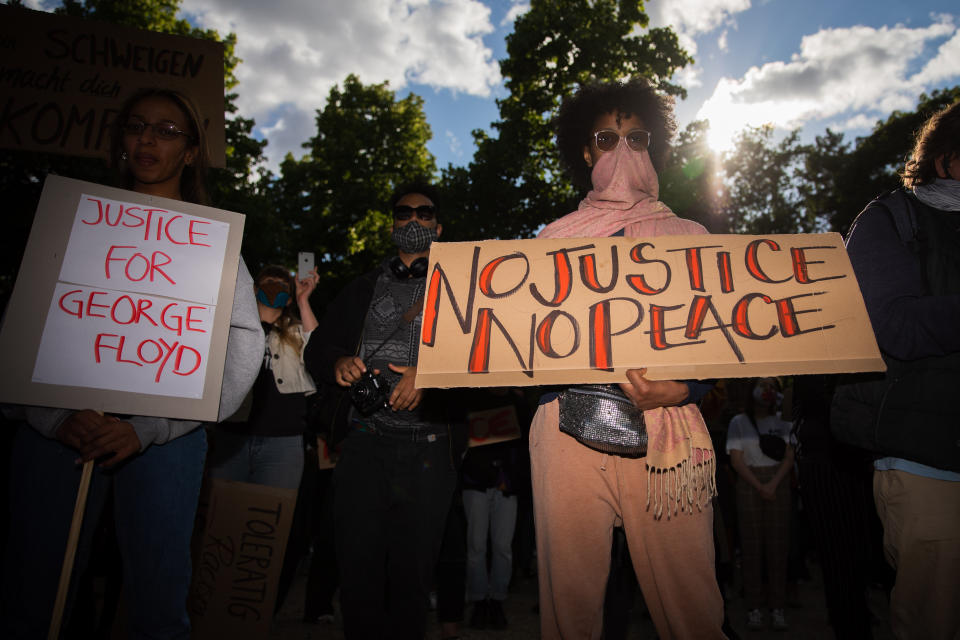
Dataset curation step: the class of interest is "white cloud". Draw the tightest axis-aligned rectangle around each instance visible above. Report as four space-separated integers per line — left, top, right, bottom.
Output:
648 0 751 56
696 17 959 151
501 1 530 27
911 28 960 84
445 130 463 158
181 0 501 169
717 29 729 52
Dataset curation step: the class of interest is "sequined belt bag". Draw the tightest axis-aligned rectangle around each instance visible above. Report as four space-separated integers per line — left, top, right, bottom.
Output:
557 384 647 457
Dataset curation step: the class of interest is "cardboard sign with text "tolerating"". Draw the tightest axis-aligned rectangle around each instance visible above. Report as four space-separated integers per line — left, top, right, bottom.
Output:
0 175 244 421
415 234 885 388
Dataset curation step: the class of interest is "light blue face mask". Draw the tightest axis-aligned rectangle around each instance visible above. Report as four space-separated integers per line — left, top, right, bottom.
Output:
256 288 290 308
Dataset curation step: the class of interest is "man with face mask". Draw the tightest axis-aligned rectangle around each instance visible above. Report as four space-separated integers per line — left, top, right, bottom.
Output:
305 181 466 640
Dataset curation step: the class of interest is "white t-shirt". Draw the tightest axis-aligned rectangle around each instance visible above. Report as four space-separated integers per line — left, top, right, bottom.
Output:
726 413 795 468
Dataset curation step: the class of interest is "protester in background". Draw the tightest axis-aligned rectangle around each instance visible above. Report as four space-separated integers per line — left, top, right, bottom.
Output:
726 376 795 631
837 99 960 640
1 87 263 638
208 263 318 489
305 181 467 639
462 387 528 631
531 79 725 639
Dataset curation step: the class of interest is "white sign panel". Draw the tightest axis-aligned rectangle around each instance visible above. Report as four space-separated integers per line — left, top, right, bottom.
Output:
33 283 214 397
0 175 245 422
59 194 229 304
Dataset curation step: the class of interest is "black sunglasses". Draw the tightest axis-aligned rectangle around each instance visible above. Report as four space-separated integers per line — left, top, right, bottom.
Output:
393 204 437 221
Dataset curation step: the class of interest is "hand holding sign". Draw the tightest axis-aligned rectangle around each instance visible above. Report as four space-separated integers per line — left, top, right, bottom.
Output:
57 410 141 467
388 364 422 411
619 368 690 411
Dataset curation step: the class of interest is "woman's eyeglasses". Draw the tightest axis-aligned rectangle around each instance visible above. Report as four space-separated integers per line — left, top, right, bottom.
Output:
393 205 437 221
123 120 192 142
592 129 651 153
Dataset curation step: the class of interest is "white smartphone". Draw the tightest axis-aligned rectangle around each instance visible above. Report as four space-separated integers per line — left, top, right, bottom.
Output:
297 251 315 280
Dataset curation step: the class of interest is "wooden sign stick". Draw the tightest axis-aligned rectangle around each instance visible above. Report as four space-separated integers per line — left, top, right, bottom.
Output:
48 458 94 640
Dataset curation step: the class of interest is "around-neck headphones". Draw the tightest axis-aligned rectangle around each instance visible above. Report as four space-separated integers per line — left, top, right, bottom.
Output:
389 256 428 280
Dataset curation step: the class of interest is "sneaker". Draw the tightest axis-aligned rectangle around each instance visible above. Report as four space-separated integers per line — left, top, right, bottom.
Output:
469 599 489 629
746 608 764 631
487 599 508 629
771 608 788 631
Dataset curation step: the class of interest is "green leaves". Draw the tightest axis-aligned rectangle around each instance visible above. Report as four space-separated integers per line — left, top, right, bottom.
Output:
271 75 436 301
441 0 692 243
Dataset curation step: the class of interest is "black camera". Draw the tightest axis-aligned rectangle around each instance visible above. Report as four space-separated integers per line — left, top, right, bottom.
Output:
349 370 391 416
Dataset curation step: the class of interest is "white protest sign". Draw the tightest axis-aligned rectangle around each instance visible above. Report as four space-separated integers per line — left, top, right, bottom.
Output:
33 283 213 397
59 194 229 304
0 175 244 421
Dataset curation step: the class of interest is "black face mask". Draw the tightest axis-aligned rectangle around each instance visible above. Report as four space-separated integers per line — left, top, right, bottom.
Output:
392 222 438 253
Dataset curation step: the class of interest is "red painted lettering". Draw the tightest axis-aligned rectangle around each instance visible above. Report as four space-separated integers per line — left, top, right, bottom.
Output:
189 219 212 247
745 239 791 283
626 243 671 295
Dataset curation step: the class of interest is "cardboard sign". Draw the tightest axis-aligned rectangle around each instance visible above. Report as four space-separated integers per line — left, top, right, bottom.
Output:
415 234 885 388
316 435 337 470
0 175 244 421
188 479 297 639
468 405 522 447
0 6 225 166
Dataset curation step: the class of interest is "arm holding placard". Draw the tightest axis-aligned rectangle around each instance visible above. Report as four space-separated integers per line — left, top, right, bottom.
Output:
22 258 262 459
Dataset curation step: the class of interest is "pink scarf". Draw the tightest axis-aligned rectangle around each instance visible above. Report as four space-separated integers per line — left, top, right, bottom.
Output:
542 146 716 518
539 145 707 240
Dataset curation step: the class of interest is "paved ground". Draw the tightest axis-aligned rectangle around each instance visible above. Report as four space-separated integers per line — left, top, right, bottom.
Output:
269 555 894 639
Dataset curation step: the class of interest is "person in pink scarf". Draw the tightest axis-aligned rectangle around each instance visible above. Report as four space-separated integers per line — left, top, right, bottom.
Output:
531 79 726 639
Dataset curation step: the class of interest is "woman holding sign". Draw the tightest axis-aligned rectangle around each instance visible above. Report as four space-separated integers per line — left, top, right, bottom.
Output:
529 79 725 639
2 88 263 638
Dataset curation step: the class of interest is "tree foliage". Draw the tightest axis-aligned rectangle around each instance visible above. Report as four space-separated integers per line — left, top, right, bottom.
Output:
273 75 436 302
659 120 724 232
441 0 692 242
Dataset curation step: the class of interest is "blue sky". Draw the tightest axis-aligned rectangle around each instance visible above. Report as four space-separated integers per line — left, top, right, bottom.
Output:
149 0 959 172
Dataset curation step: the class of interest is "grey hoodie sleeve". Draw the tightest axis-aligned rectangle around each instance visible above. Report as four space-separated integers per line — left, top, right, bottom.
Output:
214 256 264 422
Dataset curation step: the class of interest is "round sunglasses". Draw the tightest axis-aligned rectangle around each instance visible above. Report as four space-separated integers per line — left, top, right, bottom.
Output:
592 129 651 153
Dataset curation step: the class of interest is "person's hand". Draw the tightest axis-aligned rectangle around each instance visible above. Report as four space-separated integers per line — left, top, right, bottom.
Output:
296 267 319 302
758 482 777 502
387 363 423 412
618 368 689 410
79 418 142 468
334 356 367 387
56 409 104 452
56 411 141 467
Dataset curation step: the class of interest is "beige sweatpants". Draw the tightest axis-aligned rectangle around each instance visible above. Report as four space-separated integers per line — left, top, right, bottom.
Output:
874 468 960 640
530 400 726 639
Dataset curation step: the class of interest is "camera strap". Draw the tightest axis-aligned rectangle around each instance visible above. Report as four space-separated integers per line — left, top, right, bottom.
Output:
362 295 425 364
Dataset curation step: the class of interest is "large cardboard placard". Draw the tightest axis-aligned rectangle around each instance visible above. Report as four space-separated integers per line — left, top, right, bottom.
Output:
0 175 244 421
0 5 226 166
416 234 884 388
188 479 297 639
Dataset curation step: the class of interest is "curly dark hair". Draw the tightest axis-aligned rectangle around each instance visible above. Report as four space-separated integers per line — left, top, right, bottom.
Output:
555 78 677 190
389 179 441 219
901 99 960 187
111 87 210 204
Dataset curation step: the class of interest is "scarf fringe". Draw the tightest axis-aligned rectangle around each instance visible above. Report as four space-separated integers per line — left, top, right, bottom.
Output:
646 448 717 520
